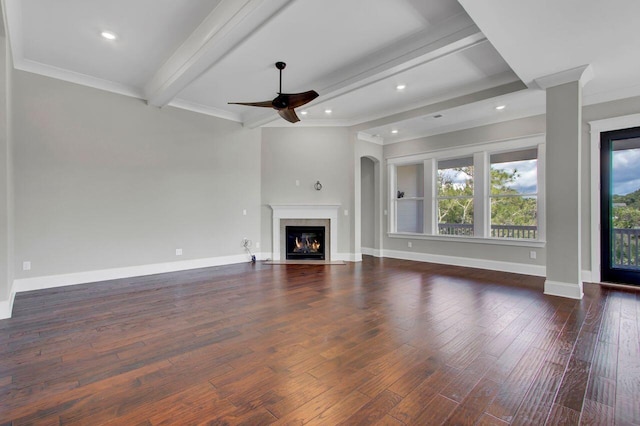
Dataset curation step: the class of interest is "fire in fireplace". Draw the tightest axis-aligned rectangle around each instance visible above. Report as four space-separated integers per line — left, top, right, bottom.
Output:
285 226 325 260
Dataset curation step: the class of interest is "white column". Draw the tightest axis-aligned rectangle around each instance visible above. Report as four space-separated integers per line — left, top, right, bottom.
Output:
536 65 593 299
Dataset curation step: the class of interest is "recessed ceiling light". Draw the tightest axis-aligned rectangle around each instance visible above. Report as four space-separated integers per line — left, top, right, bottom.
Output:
391 129 399 134
495 105 506 110
396 84 406 91
300 111 308 115
101 31 117 40
324 109 332 114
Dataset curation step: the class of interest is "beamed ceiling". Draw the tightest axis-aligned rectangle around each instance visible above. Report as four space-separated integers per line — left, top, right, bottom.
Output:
3 0 640 144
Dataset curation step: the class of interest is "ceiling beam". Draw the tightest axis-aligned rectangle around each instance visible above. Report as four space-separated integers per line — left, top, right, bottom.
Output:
242 13 486 128
144 0 293 107
350 79 528 135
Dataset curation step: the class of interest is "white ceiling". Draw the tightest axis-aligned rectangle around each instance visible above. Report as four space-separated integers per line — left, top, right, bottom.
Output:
3 0 639 144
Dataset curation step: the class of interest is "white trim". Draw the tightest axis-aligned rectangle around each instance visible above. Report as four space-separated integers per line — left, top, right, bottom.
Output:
361 247 382 257
168 99 243 122
15 59 144 99
270 204 340 261
336 252 362 262
12 254 252 294
386 134 545 165
544 279 584 299
145 0 294 107
588 113 640 284
581 269 593 283
381 248 546 277
0 292 16 320
357 132 384 145
388 232 545 248
534 65 594 90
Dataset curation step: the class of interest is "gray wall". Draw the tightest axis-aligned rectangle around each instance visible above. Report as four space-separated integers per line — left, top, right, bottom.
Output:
0 34 12 304
12 71 261 278
360 157 375 248
261 127 353 256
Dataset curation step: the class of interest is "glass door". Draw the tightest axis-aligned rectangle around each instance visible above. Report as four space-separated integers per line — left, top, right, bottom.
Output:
601 127 640 285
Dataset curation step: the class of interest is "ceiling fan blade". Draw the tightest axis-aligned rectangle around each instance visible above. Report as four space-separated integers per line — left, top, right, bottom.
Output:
228 100 274 108
281 90 319 109
278 108 300 123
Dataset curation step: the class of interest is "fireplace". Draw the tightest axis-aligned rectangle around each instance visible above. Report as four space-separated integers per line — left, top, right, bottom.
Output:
286 226 325 260
270 204 339 261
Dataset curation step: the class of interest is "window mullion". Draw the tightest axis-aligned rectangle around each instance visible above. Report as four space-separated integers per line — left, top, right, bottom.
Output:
423 158 436 234
473 152 489 238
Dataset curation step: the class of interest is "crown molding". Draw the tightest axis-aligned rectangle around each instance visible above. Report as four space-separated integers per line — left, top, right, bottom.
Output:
534 64 594 90
168 98 243 122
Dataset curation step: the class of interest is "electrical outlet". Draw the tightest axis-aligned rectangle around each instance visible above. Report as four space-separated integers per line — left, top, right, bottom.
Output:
255 242 260 249
175 248 183 256
242 209 247 216
295 179 300 186
23 261 31 271
344 210 349 216
408 241 412 248
384 210 388 215
530 250 537 259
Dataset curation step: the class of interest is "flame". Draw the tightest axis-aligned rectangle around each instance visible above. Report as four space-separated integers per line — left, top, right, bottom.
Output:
293 236 321 253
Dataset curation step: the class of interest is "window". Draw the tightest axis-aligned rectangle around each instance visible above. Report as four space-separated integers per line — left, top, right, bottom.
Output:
395 164 424 233
437 157 474 236
490 149 538 239
387 137 544 243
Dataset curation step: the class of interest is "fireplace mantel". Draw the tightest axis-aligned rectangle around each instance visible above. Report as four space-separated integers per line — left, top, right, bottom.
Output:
270 204 340 261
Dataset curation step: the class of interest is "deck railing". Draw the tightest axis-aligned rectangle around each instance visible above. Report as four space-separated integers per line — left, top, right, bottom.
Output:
438 223 538 239
613 228 640 268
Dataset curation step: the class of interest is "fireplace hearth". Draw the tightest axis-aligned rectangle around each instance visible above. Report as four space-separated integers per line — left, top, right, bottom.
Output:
286 226 325 260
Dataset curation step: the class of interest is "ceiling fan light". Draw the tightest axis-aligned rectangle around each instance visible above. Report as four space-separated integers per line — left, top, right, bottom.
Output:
324 109 332 114
396 84 406 91
495 105 506 110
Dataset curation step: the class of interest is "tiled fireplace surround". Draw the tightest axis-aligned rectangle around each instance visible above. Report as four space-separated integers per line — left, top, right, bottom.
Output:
270 205 339 261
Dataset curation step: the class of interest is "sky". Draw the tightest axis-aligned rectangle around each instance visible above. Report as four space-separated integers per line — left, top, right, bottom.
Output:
491 159 537 194
439 149 639 197
612 148 640 195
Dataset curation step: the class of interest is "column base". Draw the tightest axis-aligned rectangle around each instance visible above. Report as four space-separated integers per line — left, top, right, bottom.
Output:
544 279 584 299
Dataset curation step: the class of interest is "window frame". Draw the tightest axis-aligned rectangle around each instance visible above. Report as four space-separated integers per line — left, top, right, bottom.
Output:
387 135 546 247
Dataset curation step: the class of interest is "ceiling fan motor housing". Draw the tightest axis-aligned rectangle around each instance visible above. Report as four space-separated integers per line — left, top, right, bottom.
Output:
272 95 288 109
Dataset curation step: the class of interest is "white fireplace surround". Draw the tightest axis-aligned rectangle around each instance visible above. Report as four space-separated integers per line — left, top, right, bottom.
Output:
270 204 340 261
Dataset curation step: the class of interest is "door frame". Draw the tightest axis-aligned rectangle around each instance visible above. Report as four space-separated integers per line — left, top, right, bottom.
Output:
589 113 640 283
600 126 640 284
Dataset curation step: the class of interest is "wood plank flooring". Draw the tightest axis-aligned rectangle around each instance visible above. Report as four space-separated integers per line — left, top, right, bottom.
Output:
1 256 638 425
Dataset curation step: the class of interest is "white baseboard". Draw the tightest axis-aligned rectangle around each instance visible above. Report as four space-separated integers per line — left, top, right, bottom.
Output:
380 248 547 277
334 252 362 262
3 250 594 320
361 247 382 257
544 279 584 299
12 254 254 294
0 291 16 320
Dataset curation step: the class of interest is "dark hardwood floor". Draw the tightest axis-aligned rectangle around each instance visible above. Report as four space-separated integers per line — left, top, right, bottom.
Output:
1 257 638 425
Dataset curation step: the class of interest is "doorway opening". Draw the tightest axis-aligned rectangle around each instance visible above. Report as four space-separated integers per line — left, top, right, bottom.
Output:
600 126 640 285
